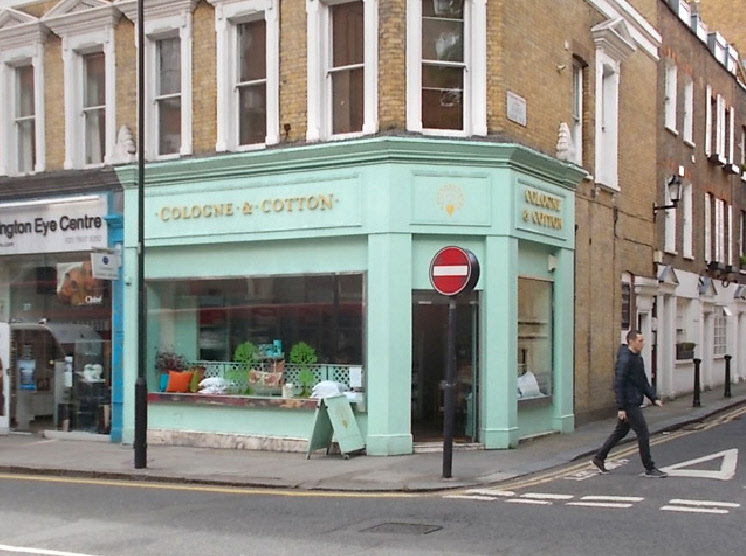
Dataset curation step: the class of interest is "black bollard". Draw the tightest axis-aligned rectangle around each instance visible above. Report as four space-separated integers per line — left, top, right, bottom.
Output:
724 354 732 398
692 358 701 407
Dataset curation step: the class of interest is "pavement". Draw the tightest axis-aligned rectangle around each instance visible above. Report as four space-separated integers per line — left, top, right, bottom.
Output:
1 382 745 493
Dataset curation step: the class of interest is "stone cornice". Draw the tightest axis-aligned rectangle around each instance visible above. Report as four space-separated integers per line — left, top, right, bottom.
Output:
115 137 589 192
115 0 198 25
0 8 48 50
43 0 122 37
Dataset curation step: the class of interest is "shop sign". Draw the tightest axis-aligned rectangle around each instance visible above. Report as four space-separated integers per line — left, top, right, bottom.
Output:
90 248 120 280
0 196 108 255
516 184 567 241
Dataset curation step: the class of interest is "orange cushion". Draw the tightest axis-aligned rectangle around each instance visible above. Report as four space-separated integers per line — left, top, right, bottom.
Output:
166 371 194 393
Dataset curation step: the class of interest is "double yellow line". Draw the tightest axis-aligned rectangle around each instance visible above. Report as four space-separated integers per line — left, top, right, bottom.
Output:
489 404 746 493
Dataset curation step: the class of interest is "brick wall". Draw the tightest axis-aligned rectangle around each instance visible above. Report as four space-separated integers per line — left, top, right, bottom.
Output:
192 1 217 155
43 33 64 170
279 0 307 142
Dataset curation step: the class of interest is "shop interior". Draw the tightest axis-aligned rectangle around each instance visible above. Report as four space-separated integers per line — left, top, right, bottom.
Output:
411 290 478 443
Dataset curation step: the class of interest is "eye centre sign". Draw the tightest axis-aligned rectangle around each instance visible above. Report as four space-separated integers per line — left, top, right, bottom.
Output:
0 196 108 255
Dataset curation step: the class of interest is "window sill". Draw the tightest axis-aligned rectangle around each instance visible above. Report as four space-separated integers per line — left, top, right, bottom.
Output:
665 126 679 137
683 139 696 148
518 394 553 409
148 392 320 409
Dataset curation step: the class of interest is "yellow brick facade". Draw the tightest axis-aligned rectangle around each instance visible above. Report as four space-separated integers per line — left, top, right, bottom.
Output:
5 0 662 423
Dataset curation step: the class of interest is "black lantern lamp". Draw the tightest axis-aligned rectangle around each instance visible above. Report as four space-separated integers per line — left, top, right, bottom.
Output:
653 175 683 222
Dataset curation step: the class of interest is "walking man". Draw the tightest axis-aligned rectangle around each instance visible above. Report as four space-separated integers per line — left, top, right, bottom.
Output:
592 330 668 478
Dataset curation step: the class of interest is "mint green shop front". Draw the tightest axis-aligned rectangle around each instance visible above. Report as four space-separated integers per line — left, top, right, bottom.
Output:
116 138 585 456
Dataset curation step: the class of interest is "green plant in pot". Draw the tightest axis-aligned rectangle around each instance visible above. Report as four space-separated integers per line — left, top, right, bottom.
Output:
290 342 317 397
234 341 258 366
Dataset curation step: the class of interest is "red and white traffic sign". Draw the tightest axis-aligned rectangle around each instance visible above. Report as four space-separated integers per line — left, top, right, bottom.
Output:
429 246 480 296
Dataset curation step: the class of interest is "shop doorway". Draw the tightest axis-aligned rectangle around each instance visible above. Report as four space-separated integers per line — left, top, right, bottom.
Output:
411 290 479 443
0 323 9 433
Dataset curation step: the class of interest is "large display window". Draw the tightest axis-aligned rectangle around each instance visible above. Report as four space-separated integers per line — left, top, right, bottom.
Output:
147 273 365 398
6 254 112 434
517 276 553 400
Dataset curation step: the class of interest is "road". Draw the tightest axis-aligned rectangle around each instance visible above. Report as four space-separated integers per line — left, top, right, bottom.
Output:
0 405 743 556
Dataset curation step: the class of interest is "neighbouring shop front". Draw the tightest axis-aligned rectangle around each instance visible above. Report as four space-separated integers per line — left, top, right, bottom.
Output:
117 137 584 455
0 193 122 437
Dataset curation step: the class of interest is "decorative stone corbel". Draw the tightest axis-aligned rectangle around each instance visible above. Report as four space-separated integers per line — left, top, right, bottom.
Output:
556 122 575 162
111 125 136 164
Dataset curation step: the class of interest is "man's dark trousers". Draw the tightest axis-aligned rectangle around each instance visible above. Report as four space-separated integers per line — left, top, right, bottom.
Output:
596 405 654 471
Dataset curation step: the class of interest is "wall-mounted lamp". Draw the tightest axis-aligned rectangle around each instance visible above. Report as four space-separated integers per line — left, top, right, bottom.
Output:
652 175 683 222
705 261 735 288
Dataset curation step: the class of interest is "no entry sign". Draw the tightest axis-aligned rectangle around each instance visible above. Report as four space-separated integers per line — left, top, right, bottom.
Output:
429 246 480 296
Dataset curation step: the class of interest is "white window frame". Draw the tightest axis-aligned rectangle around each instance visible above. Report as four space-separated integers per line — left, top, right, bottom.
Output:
117 0 197 160
704 85 712 157
682 75 693 145
704 192 712 263
209 0 279 151
664 61 677 133
716 94 726 164
716 198 725 263
572 60 583 166
682 182 693 259
595 53 620 189
42 0 119 169
406 0 486 137
307 0 378 142
713 307 726 356
0 10 46 176
664 176 677 255
727 204 733 267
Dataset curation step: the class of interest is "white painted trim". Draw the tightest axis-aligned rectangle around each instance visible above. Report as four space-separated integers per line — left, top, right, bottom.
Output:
0 41 45 175
584 0 661 59
406 0 486 136
306 0 377 141
208 0 279 151
594 50 619 189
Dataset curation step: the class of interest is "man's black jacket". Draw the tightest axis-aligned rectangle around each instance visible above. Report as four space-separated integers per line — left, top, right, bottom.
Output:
614 346 658 410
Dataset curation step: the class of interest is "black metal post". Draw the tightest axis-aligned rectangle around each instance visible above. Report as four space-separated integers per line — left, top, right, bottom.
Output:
442 298 457 478
134 0 148 469
692 358 701 408
724 354 732 398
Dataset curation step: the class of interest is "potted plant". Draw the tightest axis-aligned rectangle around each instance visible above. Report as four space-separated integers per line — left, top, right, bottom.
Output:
290 342 317 397
154 348 190 391
676 342 696 360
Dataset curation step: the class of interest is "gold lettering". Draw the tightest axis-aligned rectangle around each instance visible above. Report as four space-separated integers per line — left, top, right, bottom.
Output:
320 194 333 210
225 203 233 217
297 197 305 211
159 207 170 221
203 205 212 218
272 199 284 212
243 202 253 215
262 200 272 213
284 198 294 212
182 206 191 219
190 205 202 219
531 211 562 229
213 204 224 217
526 189 561 212
172 207 182 220
307 196 319 210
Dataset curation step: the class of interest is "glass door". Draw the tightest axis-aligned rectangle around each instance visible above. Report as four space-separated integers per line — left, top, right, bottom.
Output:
0 323 9 433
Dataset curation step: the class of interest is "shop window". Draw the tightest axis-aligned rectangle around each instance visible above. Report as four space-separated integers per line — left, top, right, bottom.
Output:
406 0 486 136
517 277 553 400
147 274 365 398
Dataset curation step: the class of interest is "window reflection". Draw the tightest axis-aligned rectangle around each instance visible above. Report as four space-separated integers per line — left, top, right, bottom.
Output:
517 277 553 399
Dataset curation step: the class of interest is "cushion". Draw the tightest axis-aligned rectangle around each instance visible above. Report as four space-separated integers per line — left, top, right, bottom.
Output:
188 367 205 393
166 371 194 393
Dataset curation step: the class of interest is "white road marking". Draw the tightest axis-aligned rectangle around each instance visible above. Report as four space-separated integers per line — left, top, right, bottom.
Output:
580 496 644 502
463 489 515 497
505 498 552 505
444 494 497 501
660 505 729 514
566 502 633 508
0 545 101 556
661 449 738 480
668 499 740 508
521 492 575 500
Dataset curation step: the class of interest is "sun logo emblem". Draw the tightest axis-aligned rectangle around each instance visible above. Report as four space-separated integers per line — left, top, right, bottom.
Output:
437 184 464 217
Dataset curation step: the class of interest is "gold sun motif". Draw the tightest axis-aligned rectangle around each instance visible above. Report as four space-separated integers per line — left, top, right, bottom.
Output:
437 184 464 217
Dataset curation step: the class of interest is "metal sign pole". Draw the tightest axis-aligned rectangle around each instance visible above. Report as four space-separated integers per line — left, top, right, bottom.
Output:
442 298 457 478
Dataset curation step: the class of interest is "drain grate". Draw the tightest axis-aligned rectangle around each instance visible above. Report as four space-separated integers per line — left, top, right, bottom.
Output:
363 523 443 535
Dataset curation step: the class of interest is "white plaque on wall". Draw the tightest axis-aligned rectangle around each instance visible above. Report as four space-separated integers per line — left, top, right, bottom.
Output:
507 91 527 127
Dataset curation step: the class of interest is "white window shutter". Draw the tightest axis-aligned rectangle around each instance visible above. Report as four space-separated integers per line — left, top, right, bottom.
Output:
705 85 712 157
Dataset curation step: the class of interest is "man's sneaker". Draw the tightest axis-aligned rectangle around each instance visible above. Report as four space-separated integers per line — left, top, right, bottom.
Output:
644 468 668 478
591 457 609 475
